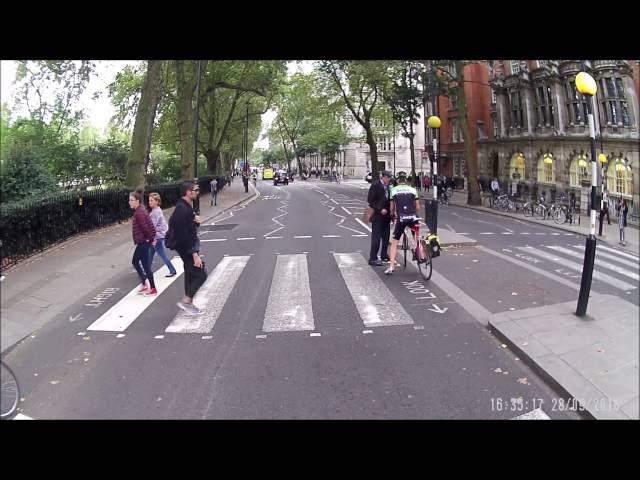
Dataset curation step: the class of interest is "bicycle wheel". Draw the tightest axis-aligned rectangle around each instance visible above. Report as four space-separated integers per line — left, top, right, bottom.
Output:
483 196 492 208
554 208 567 224
523 203 533 217
402 234 408 269
416 239 432 281
1 362 20 420
535 205 546 220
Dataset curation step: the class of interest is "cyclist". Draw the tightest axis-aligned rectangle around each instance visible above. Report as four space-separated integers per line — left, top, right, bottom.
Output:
385 171 421 275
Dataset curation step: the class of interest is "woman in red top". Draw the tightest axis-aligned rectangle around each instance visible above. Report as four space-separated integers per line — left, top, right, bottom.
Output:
129 191 157 296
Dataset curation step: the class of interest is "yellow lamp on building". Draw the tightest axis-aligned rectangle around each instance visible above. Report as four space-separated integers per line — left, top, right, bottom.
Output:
575 72 597 96
543 154 553 164
427 116 441 129
598 153 607 164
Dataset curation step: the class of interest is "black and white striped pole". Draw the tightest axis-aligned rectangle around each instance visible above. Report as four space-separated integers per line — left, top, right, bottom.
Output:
575 71 598 317
427 115 441 235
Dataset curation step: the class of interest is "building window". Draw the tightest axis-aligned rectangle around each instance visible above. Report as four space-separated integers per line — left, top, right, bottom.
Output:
535 84 555 127
607 159 633 196
570 154 591 187
600 77 630 127
451 119 464 143
509 152 526 179
493 119 498 138
566 80 588 125
376 135 392 151
491 89 497 105
510 90 524 128
450 95 457 110
510 61 521 75
537 153 555 183
537 60 548 68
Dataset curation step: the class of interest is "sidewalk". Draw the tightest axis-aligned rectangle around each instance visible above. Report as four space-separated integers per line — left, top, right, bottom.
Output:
434 189 639 419
1 179 258 353
438 190 639 255
489 294 638 419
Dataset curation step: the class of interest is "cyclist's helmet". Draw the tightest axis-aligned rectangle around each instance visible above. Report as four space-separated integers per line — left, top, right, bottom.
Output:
396 171 408 182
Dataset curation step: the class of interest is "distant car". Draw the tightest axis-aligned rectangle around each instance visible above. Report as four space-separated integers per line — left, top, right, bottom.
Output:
273 171 289 185
365 172 373 183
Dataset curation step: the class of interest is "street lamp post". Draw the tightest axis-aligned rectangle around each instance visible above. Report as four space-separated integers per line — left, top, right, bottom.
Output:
575 71 599 317
427 115 441 235
193 60 203 214
392 116 396 176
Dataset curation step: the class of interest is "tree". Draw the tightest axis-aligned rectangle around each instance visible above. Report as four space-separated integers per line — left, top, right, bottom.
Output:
125 60 165 189
317 61 389 179
383 61 423 178
428 60 487 205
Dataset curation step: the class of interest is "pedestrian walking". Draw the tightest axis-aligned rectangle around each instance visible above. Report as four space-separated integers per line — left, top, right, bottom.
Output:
129 190 157 296
617 198 628 246
491 177 500 207
366 170 393 266
601 188 611 225
167 181 207 315
210 177 218 206
147 192 177 278
242 173 249 193
423 175 431 192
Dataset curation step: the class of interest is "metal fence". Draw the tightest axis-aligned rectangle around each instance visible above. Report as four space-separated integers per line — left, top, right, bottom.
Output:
0 177 221 271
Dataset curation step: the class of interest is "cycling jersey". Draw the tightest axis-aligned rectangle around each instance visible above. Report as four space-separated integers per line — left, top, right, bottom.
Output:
390 184 418 220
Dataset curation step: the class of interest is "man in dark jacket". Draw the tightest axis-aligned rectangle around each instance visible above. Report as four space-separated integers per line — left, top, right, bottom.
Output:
169 180 207 316
367 170 393 266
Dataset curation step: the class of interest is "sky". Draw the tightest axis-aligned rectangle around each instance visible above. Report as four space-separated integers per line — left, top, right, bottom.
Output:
1 60 316 150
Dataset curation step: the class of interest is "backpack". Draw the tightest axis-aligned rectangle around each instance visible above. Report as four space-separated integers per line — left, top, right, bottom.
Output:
165 212 178 250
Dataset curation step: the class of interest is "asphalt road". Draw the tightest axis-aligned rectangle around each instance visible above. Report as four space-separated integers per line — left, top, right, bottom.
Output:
11 178 635 419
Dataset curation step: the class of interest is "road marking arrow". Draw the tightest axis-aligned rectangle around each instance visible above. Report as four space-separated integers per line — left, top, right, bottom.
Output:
427 304 448 314
69 313 83 323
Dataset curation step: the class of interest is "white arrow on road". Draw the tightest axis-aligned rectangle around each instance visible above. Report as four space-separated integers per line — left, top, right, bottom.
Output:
427 304 448 314
69 313 83 323
502 248 512 253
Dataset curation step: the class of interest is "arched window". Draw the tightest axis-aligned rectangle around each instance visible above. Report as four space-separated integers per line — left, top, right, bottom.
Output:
537 153 555 184
607 158 633 196
509 152 526 179
570 154 591 187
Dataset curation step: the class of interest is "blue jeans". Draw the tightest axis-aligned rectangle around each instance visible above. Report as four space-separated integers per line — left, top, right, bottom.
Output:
133 242 155 289
148 238 177 275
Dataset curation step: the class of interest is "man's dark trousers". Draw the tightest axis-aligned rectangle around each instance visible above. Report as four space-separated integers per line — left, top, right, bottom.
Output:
369 216 391 262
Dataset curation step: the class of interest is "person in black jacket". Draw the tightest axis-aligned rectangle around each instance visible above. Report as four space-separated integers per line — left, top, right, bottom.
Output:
367 170 393 266
169 181 207 316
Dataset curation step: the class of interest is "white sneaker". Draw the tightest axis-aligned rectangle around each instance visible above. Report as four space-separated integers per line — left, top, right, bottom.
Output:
384 267 394 275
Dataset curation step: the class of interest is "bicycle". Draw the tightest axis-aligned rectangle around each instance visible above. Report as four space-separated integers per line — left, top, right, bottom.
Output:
399 216 432 281
1 360 20 420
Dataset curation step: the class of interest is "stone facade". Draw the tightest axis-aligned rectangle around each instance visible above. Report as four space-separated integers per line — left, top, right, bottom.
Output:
477 60 639 219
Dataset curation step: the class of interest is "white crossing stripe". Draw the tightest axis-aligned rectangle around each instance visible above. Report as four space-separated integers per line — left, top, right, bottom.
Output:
588 244 640 261
341 206 352 215
512 408 550 420
237 237 255 241
546 246 639 281
516 247 637 291
263 254 315 332
201 238 227 242
480 232 495 235
166 256 251 334
294 235 312 239
333 253 414 327
322 235 341 238
570 244 640 268
87 258 184 332
13 413 34 420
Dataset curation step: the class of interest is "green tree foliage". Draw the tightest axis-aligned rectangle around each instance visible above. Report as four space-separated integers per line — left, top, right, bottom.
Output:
316 61 390 178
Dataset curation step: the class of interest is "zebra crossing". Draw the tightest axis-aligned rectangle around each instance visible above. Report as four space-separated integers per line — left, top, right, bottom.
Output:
513 244 639 292
85 251 416 337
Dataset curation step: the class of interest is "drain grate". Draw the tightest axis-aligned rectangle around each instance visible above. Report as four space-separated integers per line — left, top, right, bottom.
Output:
199 224 238 232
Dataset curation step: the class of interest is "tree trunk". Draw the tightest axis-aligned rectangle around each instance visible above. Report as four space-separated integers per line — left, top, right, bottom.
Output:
204 149 221 175
125 60 164 189
365 126 379 178
455 61 480 205
175 61 197 180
